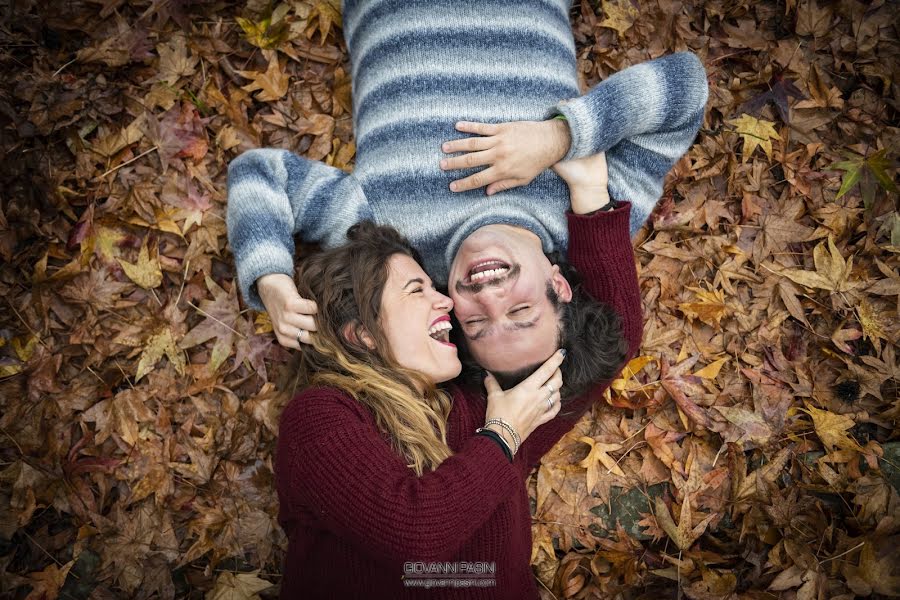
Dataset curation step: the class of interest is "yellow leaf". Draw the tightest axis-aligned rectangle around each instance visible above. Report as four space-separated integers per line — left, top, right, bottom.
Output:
779 235 857 292
802 404 862 452
727 113 781 162
857 298 887 344
254 312 273 334
610 355 655 392
238 51 290 102
117 237 162 289
678 286 728 328
598 0 639 37
578 437 625 491
136 327 185 381
206 570 273 600
692 357 729 380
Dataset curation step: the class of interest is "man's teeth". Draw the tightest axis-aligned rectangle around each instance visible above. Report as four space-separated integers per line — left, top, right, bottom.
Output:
428 321 452 340
469 267 508 282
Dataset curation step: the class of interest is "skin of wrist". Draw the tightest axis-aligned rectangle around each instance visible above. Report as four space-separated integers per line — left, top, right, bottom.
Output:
545 119 571 165
570 189 611 215
484 423 516 453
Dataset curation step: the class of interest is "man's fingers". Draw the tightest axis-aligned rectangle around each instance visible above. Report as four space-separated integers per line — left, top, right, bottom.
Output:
454 121 499 136
524 350 566 389
440 149 496 171
486 179 526 196
449 167 499 192
442 135 494 154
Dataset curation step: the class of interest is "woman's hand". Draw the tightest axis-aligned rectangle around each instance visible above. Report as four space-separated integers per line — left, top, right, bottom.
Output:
256 273 318 349
440 120 571 195
552 152 611 215
482 350 566 452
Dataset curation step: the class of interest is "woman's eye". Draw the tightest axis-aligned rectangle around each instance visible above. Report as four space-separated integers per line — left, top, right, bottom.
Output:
412 288 424 294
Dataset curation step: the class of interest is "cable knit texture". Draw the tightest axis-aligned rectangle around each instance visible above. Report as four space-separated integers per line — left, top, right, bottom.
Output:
226 0 708 310
275 204 642 599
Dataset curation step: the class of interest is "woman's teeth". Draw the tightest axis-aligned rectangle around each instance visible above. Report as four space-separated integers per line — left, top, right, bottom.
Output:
428 321 452 341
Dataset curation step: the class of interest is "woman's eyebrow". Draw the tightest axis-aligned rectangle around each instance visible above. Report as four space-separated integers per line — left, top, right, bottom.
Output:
403 278 425 290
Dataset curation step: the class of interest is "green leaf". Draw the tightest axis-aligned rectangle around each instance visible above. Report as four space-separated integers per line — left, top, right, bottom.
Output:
831 150 898 201
867 148 899 194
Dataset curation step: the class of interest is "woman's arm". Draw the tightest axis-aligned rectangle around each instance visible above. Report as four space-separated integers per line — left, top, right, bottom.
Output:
226 149 372 310
512 166 643 474
276 388 520 564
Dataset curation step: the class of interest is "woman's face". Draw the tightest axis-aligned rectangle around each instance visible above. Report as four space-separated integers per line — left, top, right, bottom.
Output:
378 254 461 384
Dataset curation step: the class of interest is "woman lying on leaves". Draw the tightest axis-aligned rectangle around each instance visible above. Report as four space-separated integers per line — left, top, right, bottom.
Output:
274 153 642 599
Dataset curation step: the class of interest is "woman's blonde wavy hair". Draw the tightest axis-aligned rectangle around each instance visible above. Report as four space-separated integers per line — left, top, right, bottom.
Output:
292 222 454 476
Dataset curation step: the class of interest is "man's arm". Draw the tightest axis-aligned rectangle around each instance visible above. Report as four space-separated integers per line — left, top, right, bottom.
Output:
226 148 371 311
441 52 708 230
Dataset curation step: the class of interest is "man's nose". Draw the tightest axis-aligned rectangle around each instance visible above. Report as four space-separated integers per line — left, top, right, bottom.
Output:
473 286 505 315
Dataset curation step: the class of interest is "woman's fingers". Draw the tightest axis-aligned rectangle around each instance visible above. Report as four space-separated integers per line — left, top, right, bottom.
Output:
524 350 566 390
483 372 502 396
440 149 496 171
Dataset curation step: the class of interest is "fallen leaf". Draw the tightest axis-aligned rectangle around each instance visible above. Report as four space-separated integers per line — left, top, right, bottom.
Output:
728 114 781 162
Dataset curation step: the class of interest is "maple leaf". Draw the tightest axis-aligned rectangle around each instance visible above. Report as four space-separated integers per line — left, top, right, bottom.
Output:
206 570 273 600
238 51 290 102
117 235 162 289
578 436 625 492
653 494 714 551
136 326 186 381
306 0 343 45
24 560 74 600
831 148 898 207
155 34 198 85
714 405 773 447
742 74 805 124
82 388 156 446
235 7 291 50
801 404 862 453
777 234 858 292
180 275 240 374
678 285 728 329
842 538 900 597
727 114 781 162
598 0 639 37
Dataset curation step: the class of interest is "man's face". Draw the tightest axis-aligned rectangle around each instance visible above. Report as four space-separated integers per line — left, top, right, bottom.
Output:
447 225 572 374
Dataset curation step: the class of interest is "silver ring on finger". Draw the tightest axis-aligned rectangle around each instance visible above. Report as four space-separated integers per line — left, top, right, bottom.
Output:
546 383 555 395
546 395 554 410
296 329 305 346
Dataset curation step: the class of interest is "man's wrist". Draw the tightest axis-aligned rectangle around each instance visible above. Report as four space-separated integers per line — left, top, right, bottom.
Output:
545 118 572 166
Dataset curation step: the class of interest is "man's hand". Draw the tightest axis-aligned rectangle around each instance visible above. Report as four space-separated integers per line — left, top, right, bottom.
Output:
256 273 318 349
552 152 610 215
440 119 571 195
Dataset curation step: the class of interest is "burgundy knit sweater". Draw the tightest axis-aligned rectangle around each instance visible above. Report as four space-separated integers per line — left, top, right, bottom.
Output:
274 204 643 599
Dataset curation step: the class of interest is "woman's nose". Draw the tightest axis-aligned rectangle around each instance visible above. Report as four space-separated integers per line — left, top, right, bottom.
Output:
433 291 453 311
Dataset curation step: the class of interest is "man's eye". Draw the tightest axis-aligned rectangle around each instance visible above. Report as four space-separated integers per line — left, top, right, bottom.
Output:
466 318 485 325
510 306 529 315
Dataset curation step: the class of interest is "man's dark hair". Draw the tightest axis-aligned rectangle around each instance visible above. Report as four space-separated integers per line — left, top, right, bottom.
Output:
452 251 627 415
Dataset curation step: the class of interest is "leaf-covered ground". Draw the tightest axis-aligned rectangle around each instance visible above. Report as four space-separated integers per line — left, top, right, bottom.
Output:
1 0 898 598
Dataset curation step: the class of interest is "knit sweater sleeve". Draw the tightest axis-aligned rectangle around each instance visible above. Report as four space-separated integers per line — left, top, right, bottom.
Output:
514 202 643 474
226 148 373 310
275 387 521 564
551 51 708 236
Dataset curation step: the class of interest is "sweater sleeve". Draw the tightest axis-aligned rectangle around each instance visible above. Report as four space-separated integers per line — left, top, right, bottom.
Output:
226 148 373 310
514 203 643 474
275 388 521 564
550 52 708 237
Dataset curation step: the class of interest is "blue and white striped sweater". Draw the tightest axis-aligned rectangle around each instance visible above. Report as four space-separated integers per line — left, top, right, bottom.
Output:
227 0 708 310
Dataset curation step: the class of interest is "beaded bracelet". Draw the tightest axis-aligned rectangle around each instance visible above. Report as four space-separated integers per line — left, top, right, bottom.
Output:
481 418 521 454
475 429 513 462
